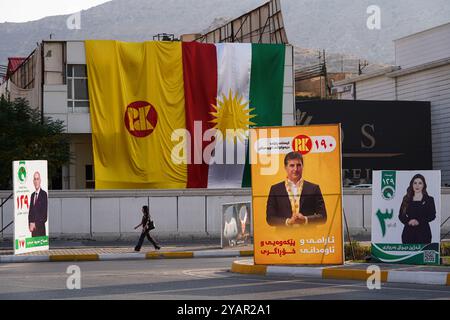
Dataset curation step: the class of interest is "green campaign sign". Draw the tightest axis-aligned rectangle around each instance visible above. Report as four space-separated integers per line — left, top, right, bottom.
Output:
372 171 441 265
13 160 49 255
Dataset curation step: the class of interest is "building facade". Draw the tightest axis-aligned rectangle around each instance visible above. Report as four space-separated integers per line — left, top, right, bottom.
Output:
334 22 450 185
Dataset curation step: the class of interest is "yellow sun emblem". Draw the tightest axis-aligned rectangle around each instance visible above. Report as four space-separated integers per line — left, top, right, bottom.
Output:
210 89 256 143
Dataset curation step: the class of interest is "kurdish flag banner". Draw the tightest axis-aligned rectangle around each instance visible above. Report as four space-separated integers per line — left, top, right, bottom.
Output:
85 41 285 189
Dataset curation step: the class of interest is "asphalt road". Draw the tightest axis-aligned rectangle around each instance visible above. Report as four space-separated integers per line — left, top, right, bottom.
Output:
0 257 449 300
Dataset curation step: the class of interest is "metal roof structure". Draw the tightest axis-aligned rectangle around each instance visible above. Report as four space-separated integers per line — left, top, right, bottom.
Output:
196 0 287 44
6 57 26 79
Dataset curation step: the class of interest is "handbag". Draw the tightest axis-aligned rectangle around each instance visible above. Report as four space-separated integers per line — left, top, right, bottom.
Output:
147 220 155 230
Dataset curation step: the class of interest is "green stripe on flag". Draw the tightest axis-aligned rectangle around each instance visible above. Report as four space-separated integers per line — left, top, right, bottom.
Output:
242 44 286 187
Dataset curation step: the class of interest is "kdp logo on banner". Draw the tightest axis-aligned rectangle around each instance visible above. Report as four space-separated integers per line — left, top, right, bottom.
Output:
381 171 396 200
17 161 27 184
124 101 158 138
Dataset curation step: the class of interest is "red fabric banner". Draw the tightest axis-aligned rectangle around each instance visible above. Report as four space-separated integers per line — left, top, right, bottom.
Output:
182 42 217 188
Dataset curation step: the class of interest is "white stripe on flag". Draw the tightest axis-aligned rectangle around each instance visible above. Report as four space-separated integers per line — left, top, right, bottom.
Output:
208 43 252 188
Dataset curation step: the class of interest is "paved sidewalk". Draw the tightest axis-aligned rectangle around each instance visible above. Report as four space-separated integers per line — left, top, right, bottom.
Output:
0 241 230 255
0 239 253 263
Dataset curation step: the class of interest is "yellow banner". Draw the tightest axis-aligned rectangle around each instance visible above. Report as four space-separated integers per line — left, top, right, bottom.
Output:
85 40 187 189
251 125 343 265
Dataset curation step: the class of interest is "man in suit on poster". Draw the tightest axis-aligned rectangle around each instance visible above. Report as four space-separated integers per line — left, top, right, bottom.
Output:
28 171 48 237
266 152 327 227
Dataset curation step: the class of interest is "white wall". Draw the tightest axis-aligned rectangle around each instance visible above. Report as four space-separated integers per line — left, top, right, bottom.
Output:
395 22 450 68
61 198 91 236
2 189 450 240
91 198 120 236
43 42 64 85
343 194 364 233
147 197 178 235
48 198 62 236
396 64 450 184
67 41 86 65
282 45 295 126
178 196 206 236
43 84 68 131
355 76 396 100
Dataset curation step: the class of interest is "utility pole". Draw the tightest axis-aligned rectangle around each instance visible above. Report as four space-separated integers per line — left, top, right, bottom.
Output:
358 59 368 75
318 50 322 98
323 49 328 99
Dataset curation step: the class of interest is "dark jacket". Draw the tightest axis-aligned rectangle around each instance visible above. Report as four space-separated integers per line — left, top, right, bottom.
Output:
399 195 436 244
28 189 48 237
266 180 327 226
139 214 153 231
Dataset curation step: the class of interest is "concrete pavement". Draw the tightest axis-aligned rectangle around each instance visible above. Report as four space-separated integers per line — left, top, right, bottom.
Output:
2 258 449 300
1 239 450 288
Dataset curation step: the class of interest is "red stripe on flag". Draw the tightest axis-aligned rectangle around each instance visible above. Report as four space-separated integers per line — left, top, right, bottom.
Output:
182 42 217 188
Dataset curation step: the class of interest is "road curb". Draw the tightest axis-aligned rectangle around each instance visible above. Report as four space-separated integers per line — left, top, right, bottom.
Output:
231 260 450 286
49 254 99 262
0 249 252 264
0 255 49 263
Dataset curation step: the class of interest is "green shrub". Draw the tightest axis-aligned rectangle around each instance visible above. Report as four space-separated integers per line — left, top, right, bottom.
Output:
345 241 370 261
441 242 450 256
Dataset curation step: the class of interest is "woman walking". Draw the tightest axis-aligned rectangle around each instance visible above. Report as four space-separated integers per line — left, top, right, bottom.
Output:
134 205 160 251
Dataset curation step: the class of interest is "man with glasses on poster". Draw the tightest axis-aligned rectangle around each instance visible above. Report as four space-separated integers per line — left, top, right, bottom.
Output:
266 152 327 227
28 171 48 237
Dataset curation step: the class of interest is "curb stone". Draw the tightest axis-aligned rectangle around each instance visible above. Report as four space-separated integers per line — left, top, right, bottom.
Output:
0 250 253 264
231 259 450 286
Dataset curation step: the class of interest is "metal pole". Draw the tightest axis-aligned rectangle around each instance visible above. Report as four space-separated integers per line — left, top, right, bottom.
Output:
441 230 450 241
0 220 13 233
0 193 14 233
0 193 13 208
343 209 356 261
440 215 450 240
440 215 450 228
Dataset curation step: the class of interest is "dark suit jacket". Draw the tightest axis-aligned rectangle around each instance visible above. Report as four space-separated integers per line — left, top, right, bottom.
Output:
398 195 436 244
266 180 327 226
28 189 48 237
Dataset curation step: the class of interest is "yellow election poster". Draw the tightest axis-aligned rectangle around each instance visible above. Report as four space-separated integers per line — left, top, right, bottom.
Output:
251 124 343 265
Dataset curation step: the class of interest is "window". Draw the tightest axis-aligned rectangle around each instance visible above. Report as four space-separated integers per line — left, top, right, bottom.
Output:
50 166 63 190
85 165 95 189
67 65 89 113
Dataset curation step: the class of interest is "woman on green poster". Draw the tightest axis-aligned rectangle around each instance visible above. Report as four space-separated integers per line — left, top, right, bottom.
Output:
399 174 436 244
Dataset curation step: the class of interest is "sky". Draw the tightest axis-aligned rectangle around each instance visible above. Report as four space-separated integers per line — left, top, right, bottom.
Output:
0 0 112 23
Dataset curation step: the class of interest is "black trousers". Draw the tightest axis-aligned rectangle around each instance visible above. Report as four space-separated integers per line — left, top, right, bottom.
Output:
135 229 159 250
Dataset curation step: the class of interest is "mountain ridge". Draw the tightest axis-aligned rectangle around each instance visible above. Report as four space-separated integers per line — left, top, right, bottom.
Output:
1 0 449 71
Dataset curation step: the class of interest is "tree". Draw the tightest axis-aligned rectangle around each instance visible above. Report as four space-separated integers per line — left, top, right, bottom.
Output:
0 96 71 189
